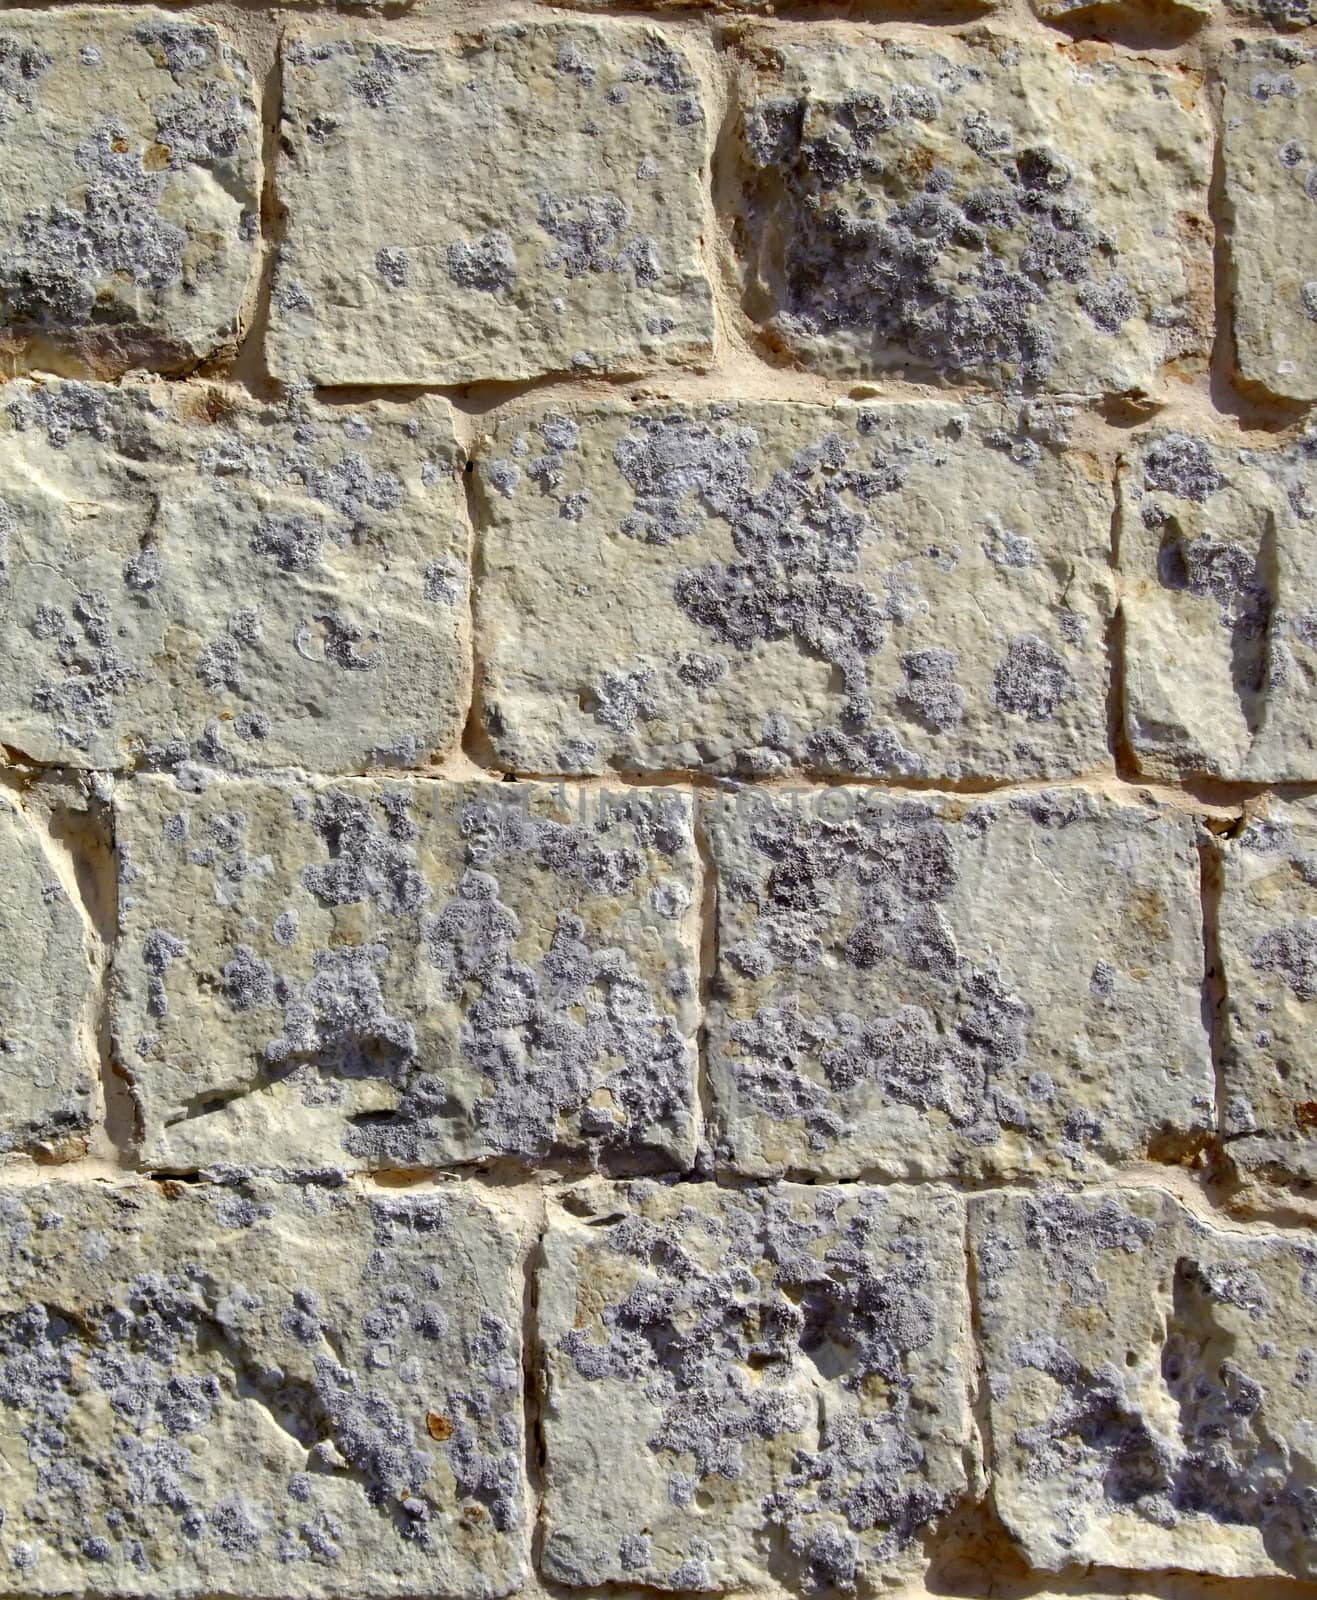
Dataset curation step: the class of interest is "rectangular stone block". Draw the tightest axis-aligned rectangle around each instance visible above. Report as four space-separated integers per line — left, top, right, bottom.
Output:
269 23 713 384
538 1179 971 1591
1118 429 1317 782
475 400 1113 780
972 1185 1317 1578
704 787 1212 1182
728 30 1211 395
0 1176 525 1597
113 776 700 1173
1223 43 1317 402
0 379 467 773
0 11 259 374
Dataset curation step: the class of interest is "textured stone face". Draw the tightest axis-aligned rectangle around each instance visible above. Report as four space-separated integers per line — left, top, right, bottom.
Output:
0 380 467 773
113 776 700 1172
1030 0 1213 18
539 1180 970 1591
0 789 94 1155
0 11 259 373
475 400 1113 779
972 1185 1317 1578
1118 430 1317 782
1227 0 1317 26
268 23 713 385
0 1177 525 1597
1223 43 1317 402
705 788 1211 1182
729 30 1211 394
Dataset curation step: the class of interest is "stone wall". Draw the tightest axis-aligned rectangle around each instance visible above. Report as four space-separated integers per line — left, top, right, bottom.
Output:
0 0 1315 1597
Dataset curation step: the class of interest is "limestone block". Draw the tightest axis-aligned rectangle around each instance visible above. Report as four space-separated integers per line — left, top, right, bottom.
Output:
1118 430 1317 782
729 30 1211 395
113 775 700 1173
0 11 259 374
0 379 467 773
972 1185 1317 1578
0 789 94 1155
0 1176 525 1597
704 787 1212 1182
1227 0 1315 26
1032 0 1213 19
538 1179 971 1590
1223 43 1317 401
269 23 713 385
474 400 1113 780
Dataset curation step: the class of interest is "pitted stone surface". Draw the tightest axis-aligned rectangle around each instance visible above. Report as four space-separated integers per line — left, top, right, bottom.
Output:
1118 429 1317 782
1227 0 1317 25
1223 42 1317 401
1031 0 1213 18
704 788 1211 1182
972 1185 1317 1578
0 1176 525 1597
0 380 467 773
0 11 259 374
113 776 700 1172
538 1179 971 1591
269 23 713 385
729 30 1211 395
0 791 94 1156
475 400 1113 780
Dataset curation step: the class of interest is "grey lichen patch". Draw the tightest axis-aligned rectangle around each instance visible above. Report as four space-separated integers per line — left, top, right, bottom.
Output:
112 776 700 1173
1118 429 1317 782
0 11 259 374
1223 41 1317 401
704 787 1212 1183
539 1180 971 1591
0 1176 526 1597
475 399 1112 781
269 23 712 385
972 1185 1317 1577
730 29 1211 395
0 379 468 773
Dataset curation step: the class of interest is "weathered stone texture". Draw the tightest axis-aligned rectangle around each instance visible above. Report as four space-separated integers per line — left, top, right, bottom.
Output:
730 31 1211 395
113 776 700 1173
1223 42 1317 402
1031 0 1213 19
0 380 467 773
705 787 1211 1182
1118 429 1317 782
0 11 259 373
1227 0 1317 25
539 1180 971 1591
0 1176 525 1597
973 1185 1317 1578
475 400 1113 780
269 23 713 385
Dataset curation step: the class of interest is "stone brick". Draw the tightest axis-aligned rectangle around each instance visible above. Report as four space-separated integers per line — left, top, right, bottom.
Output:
1118 429 1317 782
0 1175 525 1597
704 787 1211 1182
268 23 713 385
729 30 1211 395
474 400 1113 780
972 1184 1317 1578
1223 42 1317 402
0 11 259 374
113 776 700 1173
538 1179 970 1591
0 379 467 773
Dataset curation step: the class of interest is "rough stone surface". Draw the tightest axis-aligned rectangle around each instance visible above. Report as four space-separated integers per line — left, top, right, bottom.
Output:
475 400 1113 780
1118 428 1317 783
1031 0 1213 18
705 787 1212 1182
0 11 259 374
269 22 713 385
973 1185 1317 1578
729 29 1211 395
1223 42 1317 402
0 1176 525 1597
0 379 467 773
1227 0 1317 26
539 1179 971 1591
113 776 700 1173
